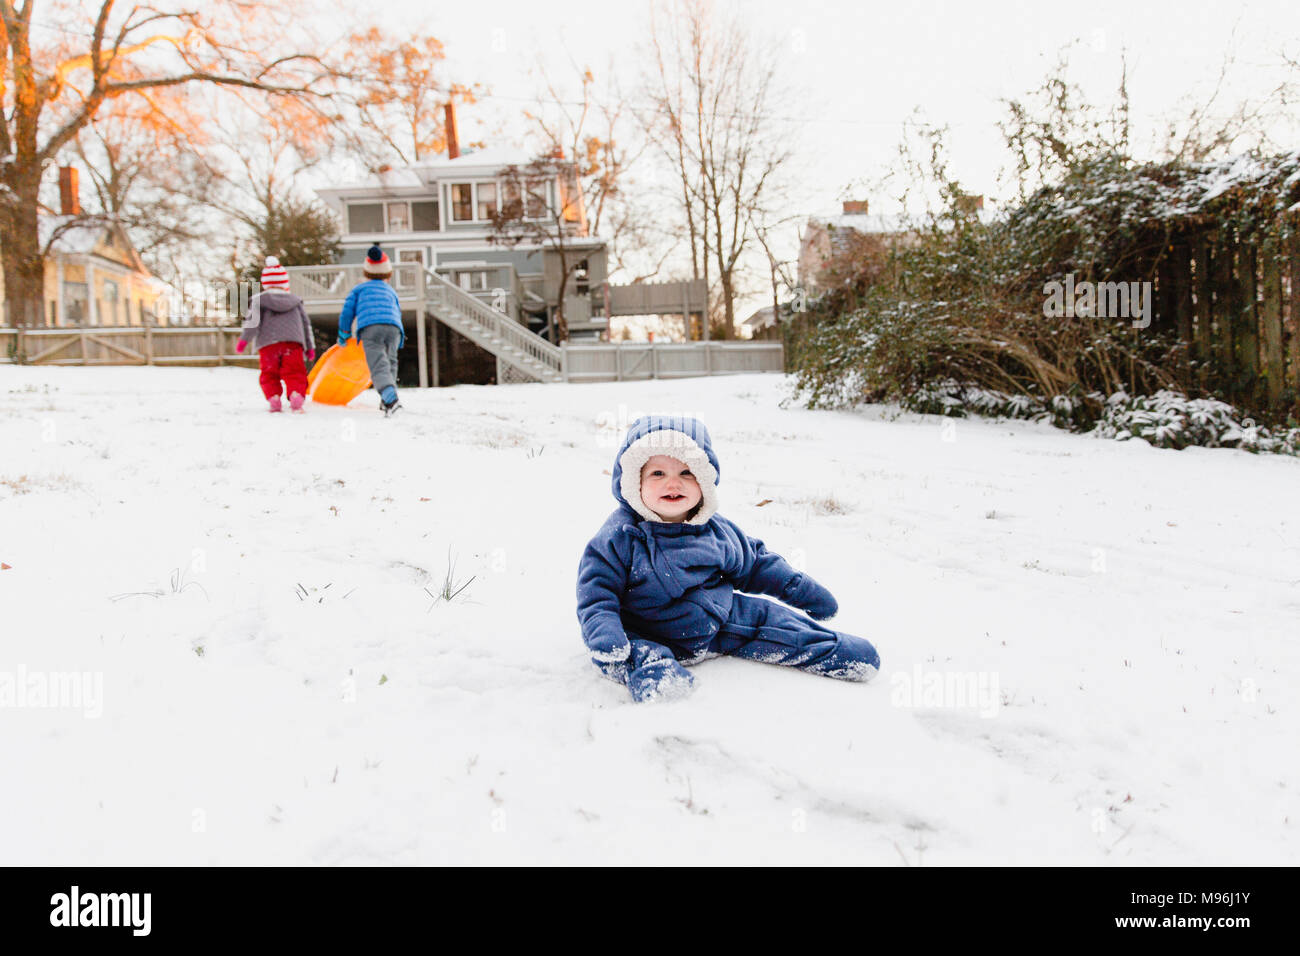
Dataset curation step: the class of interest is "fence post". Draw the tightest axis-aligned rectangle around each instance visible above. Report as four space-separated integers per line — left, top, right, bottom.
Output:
1290 234 1300 394
1173 243 1193 346
80 328 88 366
216 322 225 367
1260 242 1284 410
144 322 154 365
1214 232 1236 393
1193 234 1213 376
1237 244 1260 405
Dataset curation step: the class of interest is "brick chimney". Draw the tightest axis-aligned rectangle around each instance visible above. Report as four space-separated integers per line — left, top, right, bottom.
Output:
59 167 81 216
955 194 984 214
444 102 460 159
842 200 868 215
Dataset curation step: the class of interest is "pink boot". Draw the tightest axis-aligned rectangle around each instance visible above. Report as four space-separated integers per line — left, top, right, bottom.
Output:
289 392 305 412
268 395 282 413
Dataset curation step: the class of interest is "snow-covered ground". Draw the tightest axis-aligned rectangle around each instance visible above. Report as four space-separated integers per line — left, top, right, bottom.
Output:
1 365 1297 865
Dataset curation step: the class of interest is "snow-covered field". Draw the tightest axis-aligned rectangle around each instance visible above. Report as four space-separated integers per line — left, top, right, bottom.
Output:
1 365 1297 865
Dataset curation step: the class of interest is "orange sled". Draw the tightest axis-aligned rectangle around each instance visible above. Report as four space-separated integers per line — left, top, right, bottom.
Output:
307 340 372 406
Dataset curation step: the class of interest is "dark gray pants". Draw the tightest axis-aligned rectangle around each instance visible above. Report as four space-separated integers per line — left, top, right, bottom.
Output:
358 324 401 395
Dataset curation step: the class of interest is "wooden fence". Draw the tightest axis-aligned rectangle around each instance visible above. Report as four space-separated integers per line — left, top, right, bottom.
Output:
0 326 256 367
0 325 786 385
1145 230 1299 413
562 341 784 382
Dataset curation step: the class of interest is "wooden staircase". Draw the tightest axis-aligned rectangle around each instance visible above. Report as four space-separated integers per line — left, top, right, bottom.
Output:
422 269 563 384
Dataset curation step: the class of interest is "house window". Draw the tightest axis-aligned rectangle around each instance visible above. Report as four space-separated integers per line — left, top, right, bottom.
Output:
450 184 474 221
476 183 497 220
525 179 551 219
456 270 487 292
63 281 88 325
348 203 384 233
103 279 120 325
412 201 440 231
395 250 424 291
386 202 410 233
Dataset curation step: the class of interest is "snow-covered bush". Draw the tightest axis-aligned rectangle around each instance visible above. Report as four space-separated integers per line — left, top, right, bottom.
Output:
900 382 1300 455
1093 390 1300 454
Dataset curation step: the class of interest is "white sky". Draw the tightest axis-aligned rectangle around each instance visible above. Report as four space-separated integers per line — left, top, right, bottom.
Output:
313 0 1298 320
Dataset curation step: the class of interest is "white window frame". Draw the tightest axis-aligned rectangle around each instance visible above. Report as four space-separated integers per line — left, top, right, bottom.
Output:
446 179 552 224
385 201 411 233
448 182 476 222
524 179 555 221
347 202 385 234
410 199 441 232
393 248 425 291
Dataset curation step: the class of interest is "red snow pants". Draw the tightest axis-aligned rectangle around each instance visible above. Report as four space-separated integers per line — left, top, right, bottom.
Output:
258 341 309 400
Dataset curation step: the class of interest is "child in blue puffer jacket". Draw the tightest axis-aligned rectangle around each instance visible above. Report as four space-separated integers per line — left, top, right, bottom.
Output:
576 415 881 702
339 244 405 416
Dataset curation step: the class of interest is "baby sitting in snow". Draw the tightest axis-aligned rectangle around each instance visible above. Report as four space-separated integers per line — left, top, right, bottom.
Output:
576 415 881 702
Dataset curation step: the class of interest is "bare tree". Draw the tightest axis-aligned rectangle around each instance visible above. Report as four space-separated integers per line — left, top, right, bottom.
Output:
71 87 223 285
483 55 655 341
638 0 795 338
488 154 588 342
520 58 658 277
1 0 336 327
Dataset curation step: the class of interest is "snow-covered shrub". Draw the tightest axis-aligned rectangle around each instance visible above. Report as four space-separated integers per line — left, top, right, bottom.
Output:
902 382 1299 454
1093 390 1300 454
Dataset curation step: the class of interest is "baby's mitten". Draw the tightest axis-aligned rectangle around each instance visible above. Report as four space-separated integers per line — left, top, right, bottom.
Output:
306 349 316 361
783 572 839 621
627 658 696 703
235 339 247 354
593 657 628 684
588 633 631 666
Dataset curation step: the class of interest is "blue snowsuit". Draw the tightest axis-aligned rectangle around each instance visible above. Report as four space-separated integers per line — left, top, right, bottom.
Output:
576 415 881 702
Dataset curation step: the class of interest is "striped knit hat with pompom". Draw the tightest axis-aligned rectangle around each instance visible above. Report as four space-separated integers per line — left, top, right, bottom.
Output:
260 256 290 291
363 244 393 278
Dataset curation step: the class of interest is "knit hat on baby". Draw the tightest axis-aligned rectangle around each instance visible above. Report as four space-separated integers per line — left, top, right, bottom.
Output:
260 256 290 291
363 244 393 278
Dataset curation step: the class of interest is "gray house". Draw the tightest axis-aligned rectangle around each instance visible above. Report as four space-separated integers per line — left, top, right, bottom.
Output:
300 143 708 386
316 146 608 339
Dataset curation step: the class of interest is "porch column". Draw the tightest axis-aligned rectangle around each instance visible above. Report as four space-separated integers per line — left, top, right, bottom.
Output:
86 262 97 326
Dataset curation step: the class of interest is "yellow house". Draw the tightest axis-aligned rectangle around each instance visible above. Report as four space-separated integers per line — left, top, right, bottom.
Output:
42 217 169 327
1 216 169 327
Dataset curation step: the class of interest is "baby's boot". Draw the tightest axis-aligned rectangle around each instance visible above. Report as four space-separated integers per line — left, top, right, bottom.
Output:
267 395 282 413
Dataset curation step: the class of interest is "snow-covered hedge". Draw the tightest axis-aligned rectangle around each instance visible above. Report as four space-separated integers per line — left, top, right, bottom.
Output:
904 381 1300 455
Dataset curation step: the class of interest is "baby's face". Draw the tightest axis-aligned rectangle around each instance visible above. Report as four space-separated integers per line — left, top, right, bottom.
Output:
640 455 702 522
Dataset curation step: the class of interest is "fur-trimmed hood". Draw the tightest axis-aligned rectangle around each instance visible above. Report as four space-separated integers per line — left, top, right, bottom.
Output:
611 415 721 525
